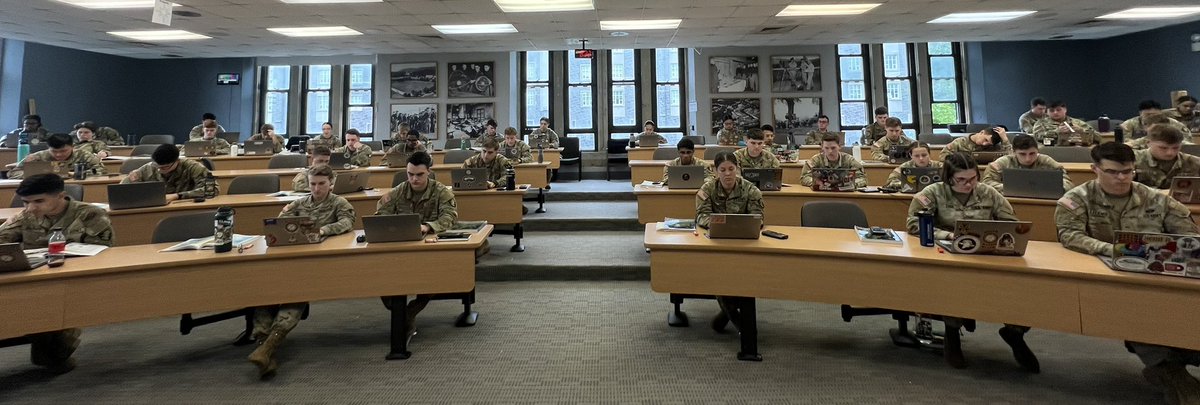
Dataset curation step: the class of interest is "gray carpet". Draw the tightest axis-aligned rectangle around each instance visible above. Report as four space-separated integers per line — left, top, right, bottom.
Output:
0 281 1165 404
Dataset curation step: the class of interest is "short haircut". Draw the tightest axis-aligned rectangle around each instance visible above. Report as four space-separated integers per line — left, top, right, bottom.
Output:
643 120 656 128
820 133 840 145
345 128 361 136
202 120 217 129
16 174 65 197
1177 95 1198 104
503 127 518 136
539 117 550 124
1146 124 1186 145
1138 99 1162 111
1048 100 1067 109
884 117 902 128
480 139 500 150
722 115 734 123
22 114 42 124
873 107 889 116
307 164 334 180
312 146 332 157
676 138 696 150
1091 141 1136 164
941 152 979 185
73 121 97 133
408 151 433 168
486 119 498 129
1142 112 1171 126
151 143 180 165
745 129 765 141
408 129 421 139
322 121 333 128
1011 134 1038 150
203 113 217 120
817 115 830 121
1030 97 1046 107
260 124 274 133
46 133 73 149
760 124 774 132
907 141 931 154
712 151 738 167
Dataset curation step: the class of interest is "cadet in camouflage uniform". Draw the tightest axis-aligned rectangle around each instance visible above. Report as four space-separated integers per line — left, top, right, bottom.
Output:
1133 124 1200 189
479 119 501 145
804 115 838 145
1126 112 1194 149
980 134 1073 193
248 165 354 379
632 120 667 147
695 151 764 334
800 133 867 189
248 124 287 153
871 117 915 162
528 117 559 148
390 123 430 145
122 144 215 202
1018 97 1049 134
884 142 943 191
1030 100 1099 146
1165 95 1200 134
333 129 373 167
462 139 513 189
187 113 227 140
860 107 890 145
661 138 713 185
381 131 428 166
906 152 1038 372
943 127 1013 156
0 174 114 374
2 114 51 145
94 126 123 146
307 122 342 152
733 130 781 169
197 124 231 155
498 127 533 164
71 121 111 158
1054 141 1200 404
716 116 742 146
10 133 106 179
292 146 332 192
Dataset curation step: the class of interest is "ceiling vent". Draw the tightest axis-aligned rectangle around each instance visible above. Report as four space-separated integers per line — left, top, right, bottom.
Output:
757 25 797 34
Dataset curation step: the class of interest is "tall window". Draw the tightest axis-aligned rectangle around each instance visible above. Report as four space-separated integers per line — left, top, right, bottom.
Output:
654 48 686 145
609 49 639 139
263 65 291 135
566 55 597 151
882 43 918 136
522 51 552 135
927 42 964 132
303 65 332 135
346 64 374 134
836 44 869 144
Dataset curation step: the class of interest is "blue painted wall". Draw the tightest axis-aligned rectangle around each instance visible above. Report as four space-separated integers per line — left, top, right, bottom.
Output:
1093 20 1200 116
136 58 256 142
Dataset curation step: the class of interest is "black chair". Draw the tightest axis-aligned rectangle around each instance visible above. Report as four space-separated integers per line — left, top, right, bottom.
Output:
558 136 582 181
1040 146 1093 163
651 148 678 160
605 138 628 181
964 123 993 133
684 135 705 146
227 174 280 195
917 133 954 145
362 140 383 151
119 158 152 174
10 184 83 207
444 149 477 164
130 144 161 157
703 146 738 160
267 154 307 169
392 171 407 188
199 157 215 171
947 124 968 133
284 136 309 152
139 134 175 145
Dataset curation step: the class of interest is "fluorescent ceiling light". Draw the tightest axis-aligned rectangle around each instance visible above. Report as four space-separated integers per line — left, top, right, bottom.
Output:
776 4 880 16
494 0 593 12
599 19 682 30
53 0 175 9
278 0 382 3
108 30 210 41
928 11 1036 24
267 26 363 37
1097 6 1200 19
432 24 519 34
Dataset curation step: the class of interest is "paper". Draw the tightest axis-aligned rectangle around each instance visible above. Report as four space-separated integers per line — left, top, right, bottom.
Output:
160 234 261 252
152 0 173 26
24 243 109 257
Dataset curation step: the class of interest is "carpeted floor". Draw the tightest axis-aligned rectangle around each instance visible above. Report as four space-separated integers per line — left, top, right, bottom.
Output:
0 281 1166 404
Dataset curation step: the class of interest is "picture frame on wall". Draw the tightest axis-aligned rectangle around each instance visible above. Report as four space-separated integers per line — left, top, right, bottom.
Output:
447 62 495 98
447 103 495 138
389 62 437 98
772 97 822 139
709 56 759 93
711 98 761 131
390 104 438 139
770 56 821 92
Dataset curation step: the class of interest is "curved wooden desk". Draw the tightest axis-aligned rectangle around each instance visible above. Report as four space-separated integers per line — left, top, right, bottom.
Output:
630 160 1097 187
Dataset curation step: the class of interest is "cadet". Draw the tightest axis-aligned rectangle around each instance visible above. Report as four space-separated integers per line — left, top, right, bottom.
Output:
382 130 428 166
292 146 332 192
695 151 764 334
479 119 501 145
860 107 889 145
883 142 943 191
632 120 666 146
716 115 741 146
871 117 915 161
1134 124 1200 189
1030 100 1099 146
0 174 113 374
3 114 50 144
1165 95 1200 133
942 126 1013 156
122 144 216 202
72 121 111 158
376 152 459 337
803 115 837 145
249 164 354 379
1127 113 1195 149
187 113 226 139
1121 100 1190 138
10 133 106 179
1018 97 1049 134
800 134 867 189
248 124 286 153
528 116 559 148
333 129 373 167
980 134 1073 193
307 122 342 152
734 129 781 169
661 138 713 185
499 127 533 164
762 124 795 161
69 121 123 147
462 139 513 189
906 152 1036 372
198 122 232 155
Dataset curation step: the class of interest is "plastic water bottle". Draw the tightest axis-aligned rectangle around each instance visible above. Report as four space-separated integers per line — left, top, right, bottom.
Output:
1097 115 1111 133
16 132 30 162
917 210 935 247
214 207 234 253
851 144 862 161
48 227 66 267
229 144 239 156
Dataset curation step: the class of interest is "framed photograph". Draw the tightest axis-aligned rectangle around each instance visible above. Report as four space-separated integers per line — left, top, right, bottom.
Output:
770 56 821 92
773 97 822 138
389 62 437 98
447 62 495 98
446 103 494 138
390 104 438 139
711 98 761 131
709 56 759 93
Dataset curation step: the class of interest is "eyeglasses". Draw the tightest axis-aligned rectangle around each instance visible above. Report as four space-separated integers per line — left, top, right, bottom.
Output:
1100 168 1135 177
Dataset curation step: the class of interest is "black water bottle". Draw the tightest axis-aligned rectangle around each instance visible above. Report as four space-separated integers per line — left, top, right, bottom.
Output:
1114 126 1125 144
214 207 234 253
505 167 516 190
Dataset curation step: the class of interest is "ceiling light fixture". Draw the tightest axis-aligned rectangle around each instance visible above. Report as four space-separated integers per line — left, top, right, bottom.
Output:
53 0 175 9
268 26 363 37
432 24 519 34
928 11 1036 24
108 30 210 41
776 4 881 16
599 19 682 30
278 0 383 3
1097 6 1200 19
493 0 593 12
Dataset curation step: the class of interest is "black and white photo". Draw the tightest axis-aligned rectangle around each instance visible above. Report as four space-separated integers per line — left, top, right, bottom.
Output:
773 97 821 137
770 56 821 92
710 98 761 131
446 103 494 138
390 62 437 98
448 62 495 98
390 104 438 139
709 56 758 93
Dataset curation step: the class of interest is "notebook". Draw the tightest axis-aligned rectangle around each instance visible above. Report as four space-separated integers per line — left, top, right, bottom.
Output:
1101 231 1200 278
811 168 857 192
706 213 762 239
742 168 783 191
935 219 1032 256
108 182 168 210
900 167 940 193
1002 168 1065 200
667 165 705 189
362 214 424 243
263 216 323 247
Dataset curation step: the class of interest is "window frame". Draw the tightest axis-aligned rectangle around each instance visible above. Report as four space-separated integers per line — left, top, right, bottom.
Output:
924 42 966 131
835 44 871 133
259 65 293 136
565 53 598 151
301 64 333 136
344 63 374 137
881 43 920 134
651 48 687 144
607 48 642 140
519 50 555 137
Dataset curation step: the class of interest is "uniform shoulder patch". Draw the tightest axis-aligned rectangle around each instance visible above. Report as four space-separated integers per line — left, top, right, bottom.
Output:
915 193 931 208
1057 196 1078 210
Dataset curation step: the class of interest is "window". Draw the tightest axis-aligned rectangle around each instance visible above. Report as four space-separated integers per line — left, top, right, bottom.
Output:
653 48 686 145
567 54 597 151
836 44 869 144
882 43 917 137
521 51 552 135
258 64 374 138
609 49 639 139
927 42 964 132
263 65 291 135
303 65 332 135
345 64 374 134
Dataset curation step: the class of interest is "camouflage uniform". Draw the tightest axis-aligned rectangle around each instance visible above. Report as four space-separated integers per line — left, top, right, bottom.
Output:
2 127 50 145
10 149 106 179
716 129 742 146
980 154 1074 193
248 133 286 153
871 135 915 162
281 193 356 237
381 142 427 167
188 124 226 140
942 135 1013 156
661 157 713 185
1134 149 1200 189
1126 135 1195 150
499 140 533 164
803 129 838 145
861 122 886 145
1165 108 1200 133
307 134 342 152
694 177 764 228
528 128 560 148
462 154 513 189
884 160 944 191
1120 117 1191 140
121 158 214 198
1030 117 1099 146
376 179 458 234
333 144 374 167
1018 111 1049 134
733 148 781 169
74 140 109 156
0 198 113 372
96 127 124 146
799 152 868 188
200 138 232 155
291 171 311 192
906 182 1017 240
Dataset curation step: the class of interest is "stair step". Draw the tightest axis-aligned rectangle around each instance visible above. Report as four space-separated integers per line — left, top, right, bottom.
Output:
478 231 649 281
534 180 635 202
521 201 641 231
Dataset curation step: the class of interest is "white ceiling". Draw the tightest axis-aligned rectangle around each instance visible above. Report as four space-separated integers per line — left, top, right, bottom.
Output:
0 0 1197 59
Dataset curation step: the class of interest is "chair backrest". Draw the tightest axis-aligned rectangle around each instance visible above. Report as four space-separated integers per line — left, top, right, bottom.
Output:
917 133 954 145
227 174 281 195
1039 146 1093 163
199 157 215 171
801 201 868 229
444 149 477 164
392 171 407 188
1085 120 1099 130
139 134 175 145
9 184 84 208
444 138 466 150
362 140 383 151
947 124 968 133
684 135 705 146
964 123 992 133
120 157 152 174
267 154 307 169
652 148 679 160
773 131 791 145
151 211 217 243
703 146 738 160
607 138 629 156
559 136 581 160
130 144 161 157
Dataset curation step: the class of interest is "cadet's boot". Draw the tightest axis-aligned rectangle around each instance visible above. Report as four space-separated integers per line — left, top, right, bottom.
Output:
711 311 730 332
248 327 289 378
1143 362 1200 405
943 324 967 369
404 298 430 338
999 326 1040 373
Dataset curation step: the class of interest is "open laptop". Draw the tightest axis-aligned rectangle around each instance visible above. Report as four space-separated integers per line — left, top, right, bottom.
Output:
1101 231 1200 277
637 134 661 147
243 140 274 156
900 167 940 193
217 132 240 145
886 144 910 164
705 213 762 239
452 168 490 190
183 140 216 157
362 214 424 243
263 216 323 247
108 182 168 210
742 168 783 191
811 168 857 192
667 165 706 189
935 220 1032 256
2 132 27 148
1002 168 1065 199
332 171 369 194
1170 177 1200 204
0 243 48 273
22 160 70 178
385 152 411 168
972 151 1006 165
328 153 354 169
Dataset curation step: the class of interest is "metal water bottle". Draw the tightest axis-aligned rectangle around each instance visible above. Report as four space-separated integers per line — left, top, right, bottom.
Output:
1097 114 1111 133
73 162 87 180
537 143 544 163
214 207 234 253
47 227 66 267
16 132 30 162
204 172 218 198
1114 126 1125 144
917 210 935 247
505 167 516 190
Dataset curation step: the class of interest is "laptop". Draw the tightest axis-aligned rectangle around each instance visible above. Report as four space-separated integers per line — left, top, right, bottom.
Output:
811 168 858 192
362 214 424 243
705 213 762 239
972 151 1006 165
0 243 48 273
243 140 275 156
452 168 490 190
935 220 1033 256
332 171 370 194
381 139 396 149
217 132 240 144
900 167 940 193
263 216 324 247
886 144 910 164
1169 176 1200 204
183 140 216 157
667 165 706 189
1002 168 1065 199
22 160 70 177
328 153 354 169
637 134 661 147
108 182 168 210
385 152 411 168
1101 231 1200 277
742 168 783 191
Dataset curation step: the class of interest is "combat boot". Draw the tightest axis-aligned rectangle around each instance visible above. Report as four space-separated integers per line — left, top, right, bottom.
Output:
405 297 430 338
248 326 289 379
1143 362 1200 405
943 324 966 369
999 326 1040 373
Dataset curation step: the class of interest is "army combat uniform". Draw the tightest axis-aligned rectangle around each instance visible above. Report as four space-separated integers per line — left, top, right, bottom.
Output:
694 177 764 228
871 135 915 162
307 134 342 152
861 122 886 145
1133 149 1200 189
188 124 226 140
381 142 426 166
942 135 1013 156
9 149 106 179
883 160 944 191
803 129 839 145
1030 118 1098 146
74 140 109 157
499 140 533 164
200 137 231 155
121 158 215 198
333 144 374 167
733 147 781 169
462 154 513 189
1018 111 1049 134
1126 135 1195 150
716 129 742 146
661 157 713 186
799 152 867 189
980 154 1074 194
528 128 560 148
248 133 286 153
1165 108 1200 134
1120 117 1190 140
